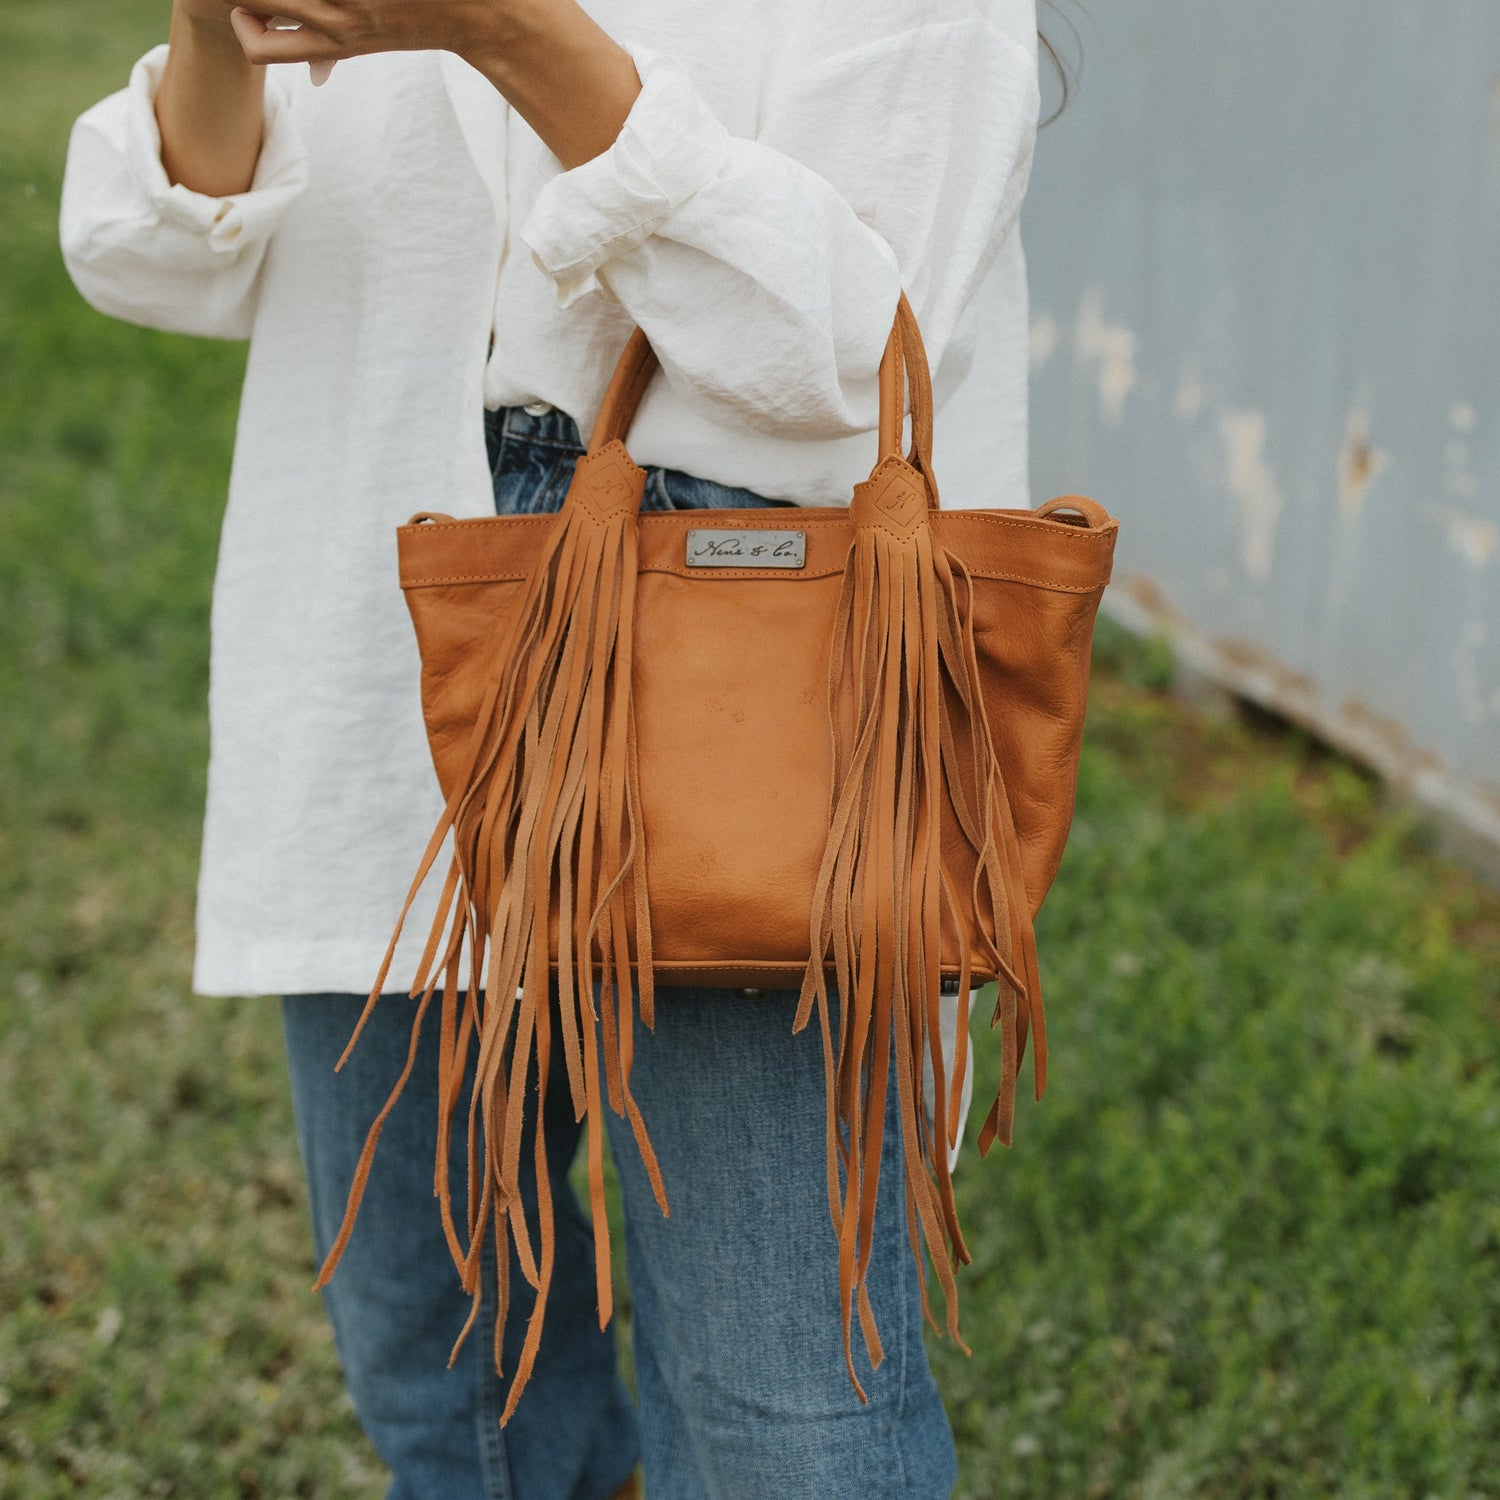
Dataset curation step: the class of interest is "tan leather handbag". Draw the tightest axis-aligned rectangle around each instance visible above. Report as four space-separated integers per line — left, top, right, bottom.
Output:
315 293 1117 1419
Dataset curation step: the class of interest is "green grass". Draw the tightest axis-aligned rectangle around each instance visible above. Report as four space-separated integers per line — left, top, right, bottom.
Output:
4 4 1500 1496
1 5 377 1495
933 660 1500 1499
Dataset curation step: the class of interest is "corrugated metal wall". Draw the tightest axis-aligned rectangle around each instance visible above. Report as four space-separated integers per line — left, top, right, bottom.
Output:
1024 1 1499 858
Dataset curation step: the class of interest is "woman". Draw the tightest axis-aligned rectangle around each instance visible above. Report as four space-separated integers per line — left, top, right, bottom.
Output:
60 1 1044 1494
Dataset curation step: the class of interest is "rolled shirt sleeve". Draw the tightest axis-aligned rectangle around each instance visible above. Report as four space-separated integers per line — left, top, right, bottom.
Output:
521 51 734 310
60 43 309 340
520 0 1040 442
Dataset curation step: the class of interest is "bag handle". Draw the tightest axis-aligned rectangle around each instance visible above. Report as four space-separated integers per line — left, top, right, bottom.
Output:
883 292 938 501
1033 493 1113 528
585 324 659 452
585 292 940 508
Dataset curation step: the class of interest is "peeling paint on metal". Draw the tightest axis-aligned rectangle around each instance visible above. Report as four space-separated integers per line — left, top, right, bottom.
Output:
1124 571 1186 625
1101 583 1500 854
1338 697 1446 781
1219 408 1284 581
1337 406 1391 520
1214 635 1319 700
1175 363 1206 422
1073 286 1137 427
1444 506 1498 567
1030 312 1060 369
1455 621 1492 724
1023 12 1500 868
1445 433 1481 499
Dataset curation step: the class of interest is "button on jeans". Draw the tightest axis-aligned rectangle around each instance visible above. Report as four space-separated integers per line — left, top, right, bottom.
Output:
279 405 959 1500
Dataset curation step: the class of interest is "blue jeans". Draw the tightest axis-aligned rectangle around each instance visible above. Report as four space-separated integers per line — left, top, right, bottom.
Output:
279 405 958 1500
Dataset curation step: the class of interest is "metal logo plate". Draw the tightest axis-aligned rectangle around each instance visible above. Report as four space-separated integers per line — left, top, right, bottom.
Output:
685 529 807 569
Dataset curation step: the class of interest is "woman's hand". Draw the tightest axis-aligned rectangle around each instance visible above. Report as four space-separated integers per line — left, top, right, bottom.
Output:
225 1 541 71
227 0 641 169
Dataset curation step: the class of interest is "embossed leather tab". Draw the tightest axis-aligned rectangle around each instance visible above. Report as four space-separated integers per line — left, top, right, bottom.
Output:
850 459 930 539
566 440 646 523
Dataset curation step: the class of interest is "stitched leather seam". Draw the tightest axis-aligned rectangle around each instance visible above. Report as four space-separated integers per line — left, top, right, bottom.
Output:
399 513 1113 538
639 570 837 581
402 568 1107 591
962 573 1108 592
853 517 922 543
591 966 1002 990
400 518 555 533
401 572 535 584
398 516 858 534
946 512 1116 542
403 569 839 584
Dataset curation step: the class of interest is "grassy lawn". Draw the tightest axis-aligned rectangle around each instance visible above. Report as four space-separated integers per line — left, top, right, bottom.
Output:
4 4 1499 1497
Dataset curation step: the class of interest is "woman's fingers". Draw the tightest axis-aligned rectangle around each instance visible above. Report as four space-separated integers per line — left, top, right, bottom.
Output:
233 1 341 28
228 7 346 63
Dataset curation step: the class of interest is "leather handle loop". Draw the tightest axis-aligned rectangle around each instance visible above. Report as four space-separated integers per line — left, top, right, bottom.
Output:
895 292 939 508
584 291 941 510
1033 494 1113 529
870 293 938 505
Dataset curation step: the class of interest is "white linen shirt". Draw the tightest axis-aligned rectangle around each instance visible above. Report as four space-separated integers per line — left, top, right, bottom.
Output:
59 0 1040 1001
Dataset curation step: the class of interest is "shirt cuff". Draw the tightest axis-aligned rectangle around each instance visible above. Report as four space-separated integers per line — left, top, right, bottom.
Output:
520 42 733 308
124 42 309 255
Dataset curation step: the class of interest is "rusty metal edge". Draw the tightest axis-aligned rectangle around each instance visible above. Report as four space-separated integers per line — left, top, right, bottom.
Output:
1103 577 1500 890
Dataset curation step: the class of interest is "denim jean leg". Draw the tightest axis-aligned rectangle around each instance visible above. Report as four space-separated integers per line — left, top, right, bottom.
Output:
600 985 959 1500
299 406 954 1498
280 993 639 1500
596 449 954 1497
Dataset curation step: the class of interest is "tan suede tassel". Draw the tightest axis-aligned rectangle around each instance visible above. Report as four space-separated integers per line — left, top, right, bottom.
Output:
795 434 1045 1399
309 438 667 1425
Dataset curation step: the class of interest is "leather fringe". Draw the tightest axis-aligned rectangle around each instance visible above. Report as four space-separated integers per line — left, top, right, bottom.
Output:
309 334 1048 1418
795 455 1045 1399
309 442 666 1425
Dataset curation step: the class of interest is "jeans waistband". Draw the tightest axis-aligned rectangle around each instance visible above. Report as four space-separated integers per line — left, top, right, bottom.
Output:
484 403 585 453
